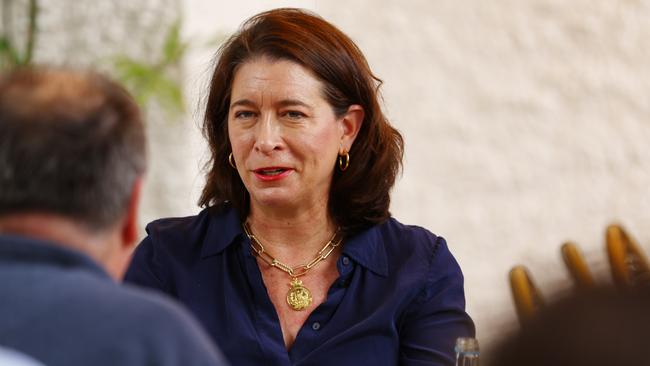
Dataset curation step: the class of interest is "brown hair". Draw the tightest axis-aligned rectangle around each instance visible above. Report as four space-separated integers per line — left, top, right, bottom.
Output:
0 67 146 231
199 8 403 235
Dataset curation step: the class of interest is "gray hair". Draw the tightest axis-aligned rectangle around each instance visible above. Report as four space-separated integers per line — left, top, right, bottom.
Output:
0 68 146 231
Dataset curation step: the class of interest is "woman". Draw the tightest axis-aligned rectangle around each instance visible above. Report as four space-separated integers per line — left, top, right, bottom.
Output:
125 8 474 366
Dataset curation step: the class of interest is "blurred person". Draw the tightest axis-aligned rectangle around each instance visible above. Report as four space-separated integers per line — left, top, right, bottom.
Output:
490 285 650 366
0 347 44 366
0 68 228 366
125 8 474 366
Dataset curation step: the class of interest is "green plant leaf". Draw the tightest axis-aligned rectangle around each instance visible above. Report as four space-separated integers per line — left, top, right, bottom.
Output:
152 74 185 115
162 19 188 65
112 55 184 115
0 37 23 69
110 17 189 119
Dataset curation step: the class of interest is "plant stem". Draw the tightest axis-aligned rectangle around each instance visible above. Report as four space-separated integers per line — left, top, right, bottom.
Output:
23 0 38 64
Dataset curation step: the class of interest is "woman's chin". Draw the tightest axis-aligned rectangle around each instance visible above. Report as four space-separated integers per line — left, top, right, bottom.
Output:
249 190 301 210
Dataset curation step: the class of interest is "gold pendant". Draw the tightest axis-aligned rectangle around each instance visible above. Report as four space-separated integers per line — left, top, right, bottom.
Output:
286 278 312 311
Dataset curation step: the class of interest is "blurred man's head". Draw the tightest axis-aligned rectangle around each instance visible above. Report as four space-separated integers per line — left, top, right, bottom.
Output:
491 285 650 366
0 67 146 278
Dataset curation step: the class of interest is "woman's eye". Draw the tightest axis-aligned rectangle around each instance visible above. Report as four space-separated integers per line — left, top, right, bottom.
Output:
234 111 256 119
285 111 306 119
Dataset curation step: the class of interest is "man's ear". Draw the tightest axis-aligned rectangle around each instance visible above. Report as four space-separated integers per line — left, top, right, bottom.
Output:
121 177 143 249
339 105 364 154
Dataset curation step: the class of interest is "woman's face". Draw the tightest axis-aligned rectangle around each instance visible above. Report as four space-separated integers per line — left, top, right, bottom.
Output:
227 57 360 214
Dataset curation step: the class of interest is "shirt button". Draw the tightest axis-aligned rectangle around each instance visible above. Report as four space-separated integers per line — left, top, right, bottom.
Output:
312 322 321 331
342 256 350 265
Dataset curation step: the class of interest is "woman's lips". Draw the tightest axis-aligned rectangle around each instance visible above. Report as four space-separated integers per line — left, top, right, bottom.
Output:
253 167 293 182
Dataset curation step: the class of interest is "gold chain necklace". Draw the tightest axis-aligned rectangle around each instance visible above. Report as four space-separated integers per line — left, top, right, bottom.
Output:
243 222 342 311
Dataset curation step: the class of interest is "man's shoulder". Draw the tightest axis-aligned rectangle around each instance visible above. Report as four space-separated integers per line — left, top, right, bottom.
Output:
98 279 188 321
17 268 197 340
105 282 228 365
1 267 227 366
80 277 208 341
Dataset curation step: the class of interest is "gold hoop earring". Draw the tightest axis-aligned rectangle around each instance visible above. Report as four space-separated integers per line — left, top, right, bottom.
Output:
338 152 350 172
228 153 236 169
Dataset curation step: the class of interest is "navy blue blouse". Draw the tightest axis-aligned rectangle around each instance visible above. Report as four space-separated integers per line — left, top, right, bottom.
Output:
125 206 474 366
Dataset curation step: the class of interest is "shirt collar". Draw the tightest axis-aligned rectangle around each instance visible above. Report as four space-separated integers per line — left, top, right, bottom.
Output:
0 234 111 279
342 224 388 277
200 206 244 259
199 206 389 278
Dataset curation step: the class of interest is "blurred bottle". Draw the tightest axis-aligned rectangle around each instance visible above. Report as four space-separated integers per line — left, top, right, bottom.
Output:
455 337 479 366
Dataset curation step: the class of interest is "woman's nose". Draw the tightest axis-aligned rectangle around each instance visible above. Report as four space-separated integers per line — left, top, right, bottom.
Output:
253 114 283 154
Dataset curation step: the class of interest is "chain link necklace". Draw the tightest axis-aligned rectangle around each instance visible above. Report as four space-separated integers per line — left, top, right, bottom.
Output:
243 222 342 311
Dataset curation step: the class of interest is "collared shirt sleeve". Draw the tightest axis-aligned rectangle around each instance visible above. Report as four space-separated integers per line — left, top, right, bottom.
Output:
398 236 475 366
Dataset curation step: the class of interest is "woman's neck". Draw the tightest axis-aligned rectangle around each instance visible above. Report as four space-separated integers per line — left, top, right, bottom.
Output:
247 202 337 265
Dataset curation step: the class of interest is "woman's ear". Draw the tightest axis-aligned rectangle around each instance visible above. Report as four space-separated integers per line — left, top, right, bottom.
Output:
339 104 364 153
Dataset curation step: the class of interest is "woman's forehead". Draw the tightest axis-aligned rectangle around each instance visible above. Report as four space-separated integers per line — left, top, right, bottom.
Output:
230 58 326 105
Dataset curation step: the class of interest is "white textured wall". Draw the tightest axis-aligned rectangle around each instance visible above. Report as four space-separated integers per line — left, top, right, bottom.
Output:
143 0 650 353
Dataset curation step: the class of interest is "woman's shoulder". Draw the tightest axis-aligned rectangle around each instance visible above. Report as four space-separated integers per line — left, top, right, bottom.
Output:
146 209 204 236
377 217 462 278
378 217 446 255
143 204 239 251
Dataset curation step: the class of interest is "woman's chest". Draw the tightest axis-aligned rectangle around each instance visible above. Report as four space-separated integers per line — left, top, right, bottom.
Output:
258 263 340 348
175 250 418 365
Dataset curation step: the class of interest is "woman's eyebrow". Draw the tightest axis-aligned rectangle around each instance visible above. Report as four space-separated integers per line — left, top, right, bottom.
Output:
276 99 312 109
230 98 313 110
229 99 257 110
